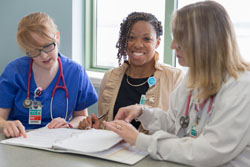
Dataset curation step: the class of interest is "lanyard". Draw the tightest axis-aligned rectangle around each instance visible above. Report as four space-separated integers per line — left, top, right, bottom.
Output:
180 91 214 128
185 91 213 117
24 57 69 120
194 97 213 115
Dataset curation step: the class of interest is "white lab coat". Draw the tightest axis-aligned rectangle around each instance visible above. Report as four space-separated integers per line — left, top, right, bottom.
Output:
136 71 250 167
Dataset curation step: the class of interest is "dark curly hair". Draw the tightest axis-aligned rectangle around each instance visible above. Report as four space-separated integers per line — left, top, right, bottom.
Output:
116 12 163 65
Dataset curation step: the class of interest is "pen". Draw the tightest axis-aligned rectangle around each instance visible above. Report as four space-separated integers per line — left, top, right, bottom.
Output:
83 114 106 130
91 114 106 125
98 114 105 120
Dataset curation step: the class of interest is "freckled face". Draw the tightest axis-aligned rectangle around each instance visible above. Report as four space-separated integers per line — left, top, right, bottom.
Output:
126 21 160 67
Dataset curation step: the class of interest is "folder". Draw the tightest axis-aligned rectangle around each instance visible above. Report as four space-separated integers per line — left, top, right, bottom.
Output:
0 127 148 165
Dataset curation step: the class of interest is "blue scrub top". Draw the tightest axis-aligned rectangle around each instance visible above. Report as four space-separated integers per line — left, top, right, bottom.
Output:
0 53 98 129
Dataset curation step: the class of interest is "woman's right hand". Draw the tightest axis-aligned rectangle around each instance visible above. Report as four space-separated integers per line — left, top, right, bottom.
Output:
3 120 27 138
114 104 143 122
103 120 139 146
78 113 100 129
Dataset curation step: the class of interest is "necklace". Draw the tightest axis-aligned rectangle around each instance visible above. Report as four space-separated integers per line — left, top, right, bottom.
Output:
126 75 148 87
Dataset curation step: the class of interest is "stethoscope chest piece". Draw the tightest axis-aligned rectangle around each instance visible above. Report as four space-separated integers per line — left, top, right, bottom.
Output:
23 98 32 108
180 116 189 128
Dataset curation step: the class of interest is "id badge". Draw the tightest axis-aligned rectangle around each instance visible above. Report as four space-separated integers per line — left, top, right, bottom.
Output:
139 94 147 105
29 101 42 124
190 125 198 138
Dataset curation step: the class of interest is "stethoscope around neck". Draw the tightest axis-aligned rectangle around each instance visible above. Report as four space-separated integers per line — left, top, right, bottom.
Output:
179 91 214 128
23 57 69 120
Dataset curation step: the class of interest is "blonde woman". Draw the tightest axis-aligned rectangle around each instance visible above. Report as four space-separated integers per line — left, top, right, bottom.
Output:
104 1 250 166
0 12 97 138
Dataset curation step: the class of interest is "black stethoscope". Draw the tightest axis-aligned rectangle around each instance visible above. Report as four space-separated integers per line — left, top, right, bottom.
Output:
23 57 69 120
180 91 214 128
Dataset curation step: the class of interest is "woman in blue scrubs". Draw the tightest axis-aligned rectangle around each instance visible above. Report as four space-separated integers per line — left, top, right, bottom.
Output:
0 12 98 138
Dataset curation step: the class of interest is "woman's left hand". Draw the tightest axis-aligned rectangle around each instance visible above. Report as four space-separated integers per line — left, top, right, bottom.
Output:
103 120 139 146
47 117 71 129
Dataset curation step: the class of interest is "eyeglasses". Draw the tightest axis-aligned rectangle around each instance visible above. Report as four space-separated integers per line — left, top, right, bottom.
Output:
26 42 56 58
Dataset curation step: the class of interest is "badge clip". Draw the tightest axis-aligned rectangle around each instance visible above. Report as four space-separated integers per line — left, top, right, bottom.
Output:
147 76 156 88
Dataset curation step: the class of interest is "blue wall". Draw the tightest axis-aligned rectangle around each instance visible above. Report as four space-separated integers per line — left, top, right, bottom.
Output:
0 0 72 73
0 0 98 115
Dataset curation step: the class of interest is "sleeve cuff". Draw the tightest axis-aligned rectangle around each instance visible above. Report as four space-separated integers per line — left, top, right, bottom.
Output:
137 106 155 129
135 133 153 152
